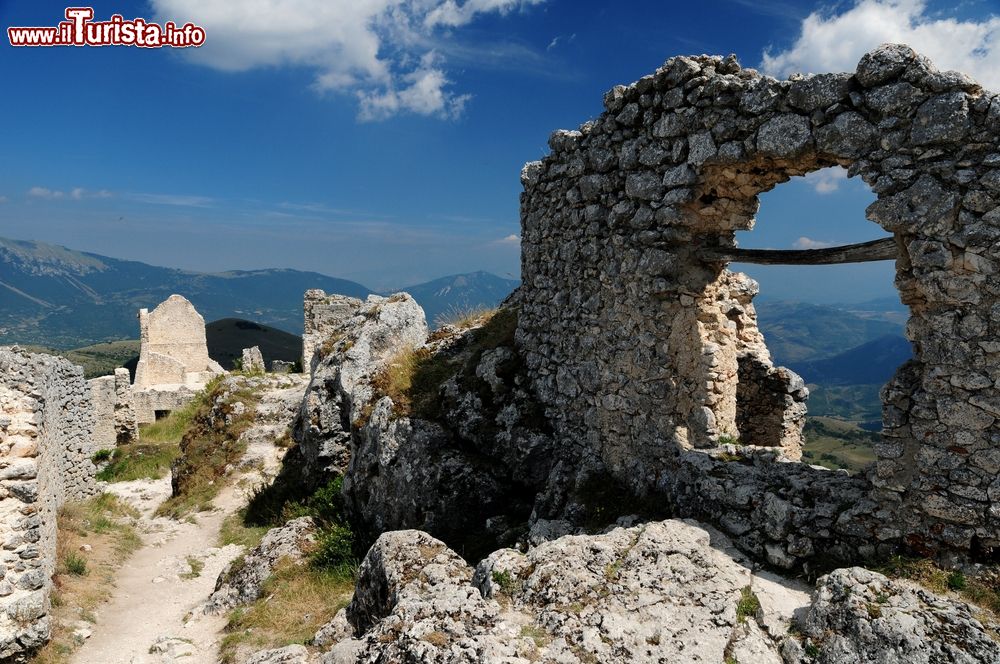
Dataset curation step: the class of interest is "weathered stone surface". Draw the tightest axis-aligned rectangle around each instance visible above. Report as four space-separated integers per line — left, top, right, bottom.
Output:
517 44 1000 562
242 346 266 373
333 521 792 664
205 517 317 614
288 293 429 487
246 645 313 664
88 368 138 449
134 294 223 390
132 295 225 424
785 567 1000 663
0 347 100 661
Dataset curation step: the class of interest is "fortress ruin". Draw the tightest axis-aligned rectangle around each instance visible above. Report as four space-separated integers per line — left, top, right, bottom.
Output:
518 44 1000 564
132 294 224 424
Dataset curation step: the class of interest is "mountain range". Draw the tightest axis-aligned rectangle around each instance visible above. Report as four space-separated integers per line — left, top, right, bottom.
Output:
2 235 915 425
0 236 517 349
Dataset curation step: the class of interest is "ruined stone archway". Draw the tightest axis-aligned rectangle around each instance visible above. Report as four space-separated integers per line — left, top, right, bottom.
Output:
518 44 1000 562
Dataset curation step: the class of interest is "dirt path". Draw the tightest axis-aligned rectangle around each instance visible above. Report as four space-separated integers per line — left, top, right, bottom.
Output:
70 374 309 664
69 478 244 664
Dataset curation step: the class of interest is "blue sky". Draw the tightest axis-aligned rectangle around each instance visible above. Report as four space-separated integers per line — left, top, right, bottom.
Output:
0 0 998 297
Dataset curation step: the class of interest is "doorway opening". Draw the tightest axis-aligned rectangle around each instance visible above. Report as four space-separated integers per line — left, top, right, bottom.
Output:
729 166 909 472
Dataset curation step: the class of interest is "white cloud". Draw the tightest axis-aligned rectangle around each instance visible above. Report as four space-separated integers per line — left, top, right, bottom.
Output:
546 33 575 51
126 192 215 207
762 0 1000 90
28 186 112 201
28 186 64 199
150 0 545 120
425 0 543 27
792 236 835 250
0 196 8 203
498 233 520 244
804 167 849 194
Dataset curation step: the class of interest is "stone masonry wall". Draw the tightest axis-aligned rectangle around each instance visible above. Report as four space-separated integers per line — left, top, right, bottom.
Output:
518 44 1000 561
0 347 100 660
88 368 138 449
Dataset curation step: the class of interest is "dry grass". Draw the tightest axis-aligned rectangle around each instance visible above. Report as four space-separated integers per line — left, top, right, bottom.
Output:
33 494 142 664
364 346 458 425
219 559 354 663
876 556 1000 618
434 305 497 330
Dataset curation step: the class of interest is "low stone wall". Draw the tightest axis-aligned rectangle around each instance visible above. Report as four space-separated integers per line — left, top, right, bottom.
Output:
133 387 198 425
0 347 100 660
664 448 889 574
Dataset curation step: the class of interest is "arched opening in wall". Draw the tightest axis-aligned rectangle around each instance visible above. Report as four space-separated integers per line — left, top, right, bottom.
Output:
730 165 908 473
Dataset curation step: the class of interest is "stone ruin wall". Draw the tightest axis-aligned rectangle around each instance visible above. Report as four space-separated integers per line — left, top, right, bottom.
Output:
0 347 100 659
88 368 138 450
132 294 224 424
518 44 1000 566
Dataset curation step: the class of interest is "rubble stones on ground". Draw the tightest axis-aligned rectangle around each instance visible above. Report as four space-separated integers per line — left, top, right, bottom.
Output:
246 645 313 664
271 360 296 374
331 521 787 663
205 517 317 614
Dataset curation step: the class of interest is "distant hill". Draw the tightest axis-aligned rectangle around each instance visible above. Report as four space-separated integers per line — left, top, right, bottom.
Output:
790 335 912 386
22 340 141 380
0 236 371 348
205 318 302 370
398 271 520 326
754 300 904 366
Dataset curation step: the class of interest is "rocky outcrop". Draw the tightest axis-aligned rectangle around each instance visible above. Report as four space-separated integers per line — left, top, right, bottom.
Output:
784 567 1000 663
327 520 796 663
316 522 1000 664
205 517 317 614
290 293 429 486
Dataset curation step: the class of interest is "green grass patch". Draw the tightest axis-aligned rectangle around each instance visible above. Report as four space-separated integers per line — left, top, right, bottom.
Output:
155 377 259 519
96 443 179 483
801 417 877 474
736 586 760 623
181 556 204 580
218 511 269 549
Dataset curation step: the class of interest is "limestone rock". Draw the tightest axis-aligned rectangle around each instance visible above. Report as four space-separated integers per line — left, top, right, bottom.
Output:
205 517 317 614
333 520 791 664
247 645 313 664
242 346 266 373
786 567 1000 664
